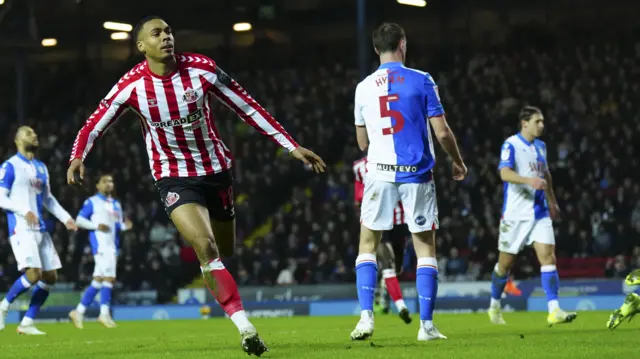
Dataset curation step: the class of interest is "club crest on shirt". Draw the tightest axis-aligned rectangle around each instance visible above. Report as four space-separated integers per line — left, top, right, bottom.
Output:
182 88 200 104
165 192 180 207
148 98 158 108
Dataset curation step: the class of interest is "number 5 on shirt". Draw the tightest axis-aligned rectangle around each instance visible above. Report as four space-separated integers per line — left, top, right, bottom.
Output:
379 95 404 135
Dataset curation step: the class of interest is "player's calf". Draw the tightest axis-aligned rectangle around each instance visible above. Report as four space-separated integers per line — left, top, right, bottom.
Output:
98 279 116 328
70 279 103 329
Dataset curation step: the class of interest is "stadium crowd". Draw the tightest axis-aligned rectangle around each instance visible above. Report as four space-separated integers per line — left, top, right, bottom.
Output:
1 35 639 297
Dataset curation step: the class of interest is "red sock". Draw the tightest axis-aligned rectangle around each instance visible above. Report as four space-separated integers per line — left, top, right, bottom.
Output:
202 259 244 316
383 269 403 302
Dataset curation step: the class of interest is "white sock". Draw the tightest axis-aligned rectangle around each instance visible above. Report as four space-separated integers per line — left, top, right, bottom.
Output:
395 299 407 311
100 304 110 317
420 320 433 328
76 303 87 315
490 298 501 308
548 299 560 313
360 309 374 322
230 310 254 333
0 298 9 311
20 316 34 327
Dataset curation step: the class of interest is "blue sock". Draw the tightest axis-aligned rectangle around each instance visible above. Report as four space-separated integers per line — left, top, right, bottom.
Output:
79 280 101 309
416 257 438 322
541 264 560 312
23 281 50 321
355 254 377 312
100 282 113 315
491 265 508 301
4 275 33 304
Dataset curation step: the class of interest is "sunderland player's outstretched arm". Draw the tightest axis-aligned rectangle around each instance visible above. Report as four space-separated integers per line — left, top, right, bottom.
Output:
199 60 326 173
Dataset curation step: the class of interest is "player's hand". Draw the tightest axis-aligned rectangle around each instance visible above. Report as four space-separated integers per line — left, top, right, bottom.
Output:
124 218 133 230
67 158 85 185
527 177 547 190
291 146 327 173
24 211 39 228
65 218 78 232
452 161 467 181
549 203 561 220
97 224 111 233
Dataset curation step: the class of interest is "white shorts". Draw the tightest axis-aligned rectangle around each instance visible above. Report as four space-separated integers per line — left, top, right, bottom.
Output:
10 231 62 272
361 178 438 233
498 217 555 254
93 252 117 278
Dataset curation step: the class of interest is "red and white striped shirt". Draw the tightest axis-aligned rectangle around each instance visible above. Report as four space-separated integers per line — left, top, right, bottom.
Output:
70 53 299 180
353 157 405 225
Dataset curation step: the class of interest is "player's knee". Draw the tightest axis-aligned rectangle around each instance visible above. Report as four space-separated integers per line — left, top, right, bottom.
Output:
359 225 380 254
103 277 116 284
24 268 43 283
538 252 556 266
93 276 104 283
191 236 219 261
40 270 58 284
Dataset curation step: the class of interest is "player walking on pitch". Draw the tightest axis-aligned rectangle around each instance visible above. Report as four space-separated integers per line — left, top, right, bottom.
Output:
353 155 412 323
67 16 325 356
69 174 132 329
0 126 78 335
488 106 577 326
351 23 466 341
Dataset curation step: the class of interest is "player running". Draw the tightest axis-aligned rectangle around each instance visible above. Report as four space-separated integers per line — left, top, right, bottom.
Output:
66 16 324 356
350 23 467 342
0 126 78 335
607 269 640 329
353 155 412 323
69 174 132 329
489 106 577 326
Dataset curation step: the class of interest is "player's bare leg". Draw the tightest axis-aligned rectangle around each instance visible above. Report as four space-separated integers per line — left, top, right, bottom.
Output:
488 252 516 324
533 242 576 325
412 230 446 341
351 224 382 341
97 277 117 328
377 241 411 324
70 276 104 329
16 269 56 335
171 203 267 356
0 268 43 331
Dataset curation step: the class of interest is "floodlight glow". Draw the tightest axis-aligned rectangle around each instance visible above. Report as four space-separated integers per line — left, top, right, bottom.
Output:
397 0 426 7
111 32 130 40
41 38 58 47
103 21 133 32
233 22 252 32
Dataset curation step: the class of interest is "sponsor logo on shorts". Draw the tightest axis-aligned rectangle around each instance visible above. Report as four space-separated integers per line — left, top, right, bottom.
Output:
165 192 180 207
376 163 418 173
415 215 427 226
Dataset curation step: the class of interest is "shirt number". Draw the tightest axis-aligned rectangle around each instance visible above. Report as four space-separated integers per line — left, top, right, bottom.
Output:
379 95 404 135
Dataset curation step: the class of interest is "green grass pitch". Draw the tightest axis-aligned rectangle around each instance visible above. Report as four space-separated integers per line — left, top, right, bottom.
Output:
0 312 636 359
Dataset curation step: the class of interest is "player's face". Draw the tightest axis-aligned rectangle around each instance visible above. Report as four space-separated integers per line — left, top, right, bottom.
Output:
137 19 174 61
16 126 39 151
97 175 114 194
523 113 545 138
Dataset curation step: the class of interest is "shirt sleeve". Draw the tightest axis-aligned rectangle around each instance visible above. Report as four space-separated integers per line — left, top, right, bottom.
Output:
424 73 445 118
498 142 516 170
78 199 94 219
0 161 15 190
354 83 365 126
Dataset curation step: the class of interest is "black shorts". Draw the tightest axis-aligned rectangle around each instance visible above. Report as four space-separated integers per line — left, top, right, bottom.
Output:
156 171 235 221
